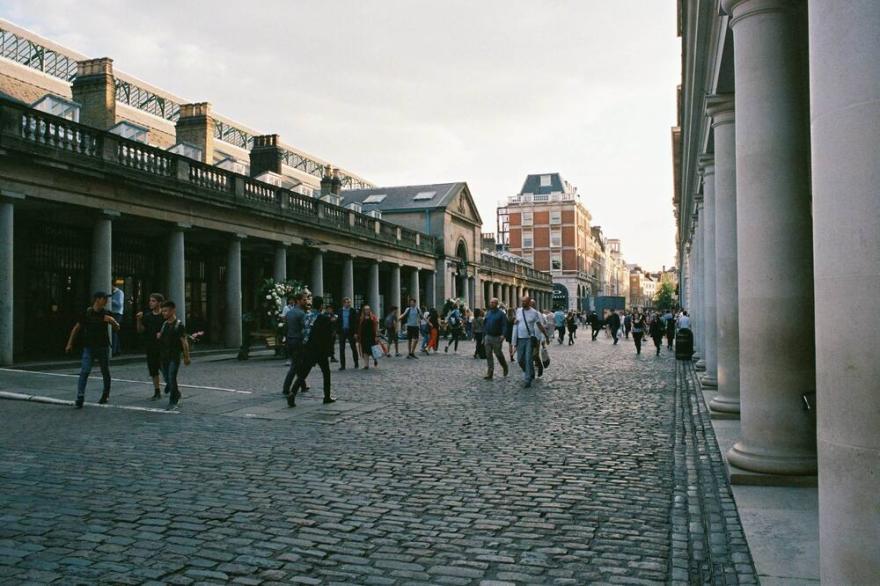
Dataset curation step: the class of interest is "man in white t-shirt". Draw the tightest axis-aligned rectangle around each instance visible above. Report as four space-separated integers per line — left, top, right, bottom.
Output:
511 295 548 388
676 310 691 330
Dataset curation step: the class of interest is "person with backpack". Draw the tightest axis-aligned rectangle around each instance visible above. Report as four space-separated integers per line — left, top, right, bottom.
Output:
399 298 421 359
383 306 400 357
286 296 336 407
65 291 120 408
157 300 190 410
444 303 463 353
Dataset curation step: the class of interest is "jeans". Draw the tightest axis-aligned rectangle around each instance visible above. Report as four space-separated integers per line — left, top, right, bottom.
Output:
161 359 181 404
484 334 507 376
516 338 535 383
557 326 565 344
283 340 304 394
473 332 485 358
611 326 620 343
76 346 111 401
633 332 644 354
338 330 358 368
111 313 122 355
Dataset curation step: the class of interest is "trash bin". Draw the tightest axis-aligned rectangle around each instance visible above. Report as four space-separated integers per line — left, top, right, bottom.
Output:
675 328 694 360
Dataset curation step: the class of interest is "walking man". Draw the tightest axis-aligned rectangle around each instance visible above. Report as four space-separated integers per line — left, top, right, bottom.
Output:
136 292 165 399
287 296 336 407
553 307 566 344
336 297 359 370
589 311 601 341
65 291 119 408
607 310 622 344
282 293 306 396
158 300 190 410
110 280 125 356
511 295 547 388
400 298 421 359
482 298 509 380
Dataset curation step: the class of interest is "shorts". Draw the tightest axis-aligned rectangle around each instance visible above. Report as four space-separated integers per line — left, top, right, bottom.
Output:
407 326 420 340
146 347 161 377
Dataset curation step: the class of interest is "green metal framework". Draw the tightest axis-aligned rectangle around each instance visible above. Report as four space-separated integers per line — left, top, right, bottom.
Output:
0 28 77 80
114 78 180 122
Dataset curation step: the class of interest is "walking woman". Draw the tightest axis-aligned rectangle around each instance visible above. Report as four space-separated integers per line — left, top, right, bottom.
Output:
632 312 647 355
444 303 463 353
649 312 665 356
472 308 486 359
356 304 380 369
566 311 577 345
427 308 440 352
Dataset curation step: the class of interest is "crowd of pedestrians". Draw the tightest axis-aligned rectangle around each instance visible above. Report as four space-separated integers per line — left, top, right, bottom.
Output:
65 284 691 409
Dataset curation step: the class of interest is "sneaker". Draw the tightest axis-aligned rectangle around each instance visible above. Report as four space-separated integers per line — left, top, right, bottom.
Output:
411 353 418 359
322 397 336 404
330 357 338 363
339 366 346 371
406 354 414 359
151 390 161 400
395 353 402 357
502 365 509 377
98 392 109 405
444 346 449 353
75 398 84 409
483 375 493 380
524 381 532 389
287 397 296 408
166 402 179 411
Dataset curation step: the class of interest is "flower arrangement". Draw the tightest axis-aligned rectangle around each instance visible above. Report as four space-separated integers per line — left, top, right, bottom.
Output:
260 278 308 330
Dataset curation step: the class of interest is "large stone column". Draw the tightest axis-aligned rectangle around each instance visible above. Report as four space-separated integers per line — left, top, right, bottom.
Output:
724 0 816 475
461 274 470 308
809 0 880 580
167 225 187 324
273 244 287 283
693 207 705 369
699 156 718 388
708 96 740 412
311 250 324 297
0 194 21 366
426 271 436 308
342 256 354 301
91 212 115 295
368 261 380 313
410 268 420 307
389 264 401 311
225 235 243 348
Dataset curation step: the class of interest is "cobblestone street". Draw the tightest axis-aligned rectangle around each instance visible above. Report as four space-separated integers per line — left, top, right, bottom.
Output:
0 335 756 585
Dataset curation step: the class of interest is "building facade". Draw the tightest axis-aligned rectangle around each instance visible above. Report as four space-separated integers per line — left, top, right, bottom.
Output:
497 173 595 311
675 1 879 580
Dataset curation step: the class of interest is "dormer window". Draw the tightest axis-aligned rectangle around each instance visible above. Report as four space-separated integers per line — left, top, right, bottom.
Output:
413 191 436 201
540 174 552 187
363 194 386 204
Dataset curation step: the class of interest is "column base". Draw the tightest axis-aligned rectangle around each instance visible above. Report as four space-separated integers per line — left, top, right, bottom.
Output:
695 359 706 371
709 394 740 414
699 373 717 389
727 440 817 476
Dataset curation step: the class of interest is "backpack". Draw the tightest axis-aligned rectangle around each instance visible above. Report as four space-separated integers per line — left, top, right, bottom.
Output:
448 311 461 328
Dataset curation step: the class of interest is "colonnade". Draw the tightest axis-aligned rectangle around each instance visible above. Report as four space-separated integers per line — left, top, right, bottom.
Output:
684 1 879 580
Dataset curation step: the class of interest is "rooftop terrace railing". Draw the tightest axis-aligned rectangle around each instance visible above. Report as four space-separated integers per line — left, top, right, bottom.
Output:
1 98 436 255
480 252 553 285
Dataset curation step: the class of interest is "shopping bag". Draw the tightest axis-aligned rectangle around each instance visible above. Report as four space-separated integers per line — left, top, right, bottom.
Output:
540 345 550 367
371 344 384 360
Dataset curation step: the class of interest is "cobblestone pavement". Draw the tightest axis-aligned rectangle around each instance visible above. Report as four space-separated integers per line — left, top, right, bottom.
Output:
0 334 756 584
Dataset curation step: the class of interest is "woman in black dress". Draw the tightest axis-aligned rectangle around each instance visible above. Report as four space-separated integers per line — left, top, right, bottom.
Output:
356 305 379 369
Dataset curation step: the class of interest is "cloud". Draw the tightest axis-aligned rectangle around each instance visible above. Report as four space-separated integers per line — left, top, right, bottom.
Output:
4 0 680 269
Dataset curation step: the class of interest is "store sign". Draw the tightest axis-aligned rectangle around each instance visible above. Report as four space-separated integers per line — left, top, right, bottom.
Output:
552 283 569 308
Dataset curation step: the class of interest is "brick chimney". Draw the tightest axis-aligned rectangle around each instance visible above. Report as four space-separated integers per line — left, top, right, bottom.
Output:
175 102 214 163
330 167 342 195
71 58 116 130
320 165 333 196
249 134 283 177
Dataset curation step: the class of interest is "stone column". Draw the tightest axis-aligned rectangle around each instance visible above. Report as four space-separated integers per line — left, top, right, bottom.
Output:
809 0 880 580
410 268 420 307
225 235 243 348
390 264 401 311
368 261 380 313
693 207 705 369
426 271 436 308
167 224 187 323
342 256 354 301
91 212 116 295
273 244 287 283
723 0 816 475
311 250 324 297
461 274 470 308
699 156 718 388
708 96 741 412
0 194 22 365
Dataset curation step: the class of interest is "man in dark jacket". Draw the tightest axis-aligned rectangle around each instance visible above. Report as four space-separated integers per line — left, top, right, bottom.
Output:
288 296 336 407
588 311 601 340
335 297 358 370
607 310 622 345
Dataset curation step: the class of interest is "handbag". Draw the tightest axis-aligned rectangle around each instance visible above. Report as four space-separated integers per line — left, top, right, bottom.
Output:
370 344 384 360
540 345 550 367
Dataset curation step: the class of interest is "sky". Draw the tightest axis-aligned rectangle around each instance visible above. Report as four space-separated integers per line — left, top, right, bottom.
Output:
3 0 681 270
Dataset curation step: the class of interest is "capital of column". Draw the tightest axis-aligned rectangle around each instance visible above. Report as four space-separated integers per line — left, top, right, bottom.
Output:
101 209 121 219
706 94 735 127
722 0 801 27
698 154 716 176
0 190 25 204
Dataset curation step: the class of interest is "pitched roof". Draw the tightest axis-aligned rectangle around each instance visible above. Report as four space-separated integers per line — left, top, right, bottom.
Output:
340 182 465 213
519 173 565 195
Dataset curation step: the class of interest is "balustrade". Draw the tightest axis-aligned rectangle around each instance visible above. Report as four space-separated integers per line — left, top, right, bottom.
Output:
117 139 172 176
19 110 99 157
243 178 275 204
189 163 232 192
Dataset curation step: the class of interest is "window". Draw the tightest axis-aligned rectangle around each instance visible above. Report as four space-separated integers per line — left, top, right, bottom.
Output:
413 191 436 200
522 211 533 226
550 210 561 225
523 230 533 249
551 254 562 271
550 228 561 247
540 174 552 187
363 194 387 204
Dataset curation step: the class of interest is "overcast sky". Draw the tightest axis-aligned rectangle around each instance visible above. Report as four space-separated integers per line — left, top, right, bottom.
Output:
5 0 680 270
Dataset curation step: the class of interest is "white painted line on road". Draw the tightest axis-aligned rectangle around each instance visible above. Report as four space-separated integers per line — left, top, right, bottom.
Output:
0 368 252 394
0 390 180 414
